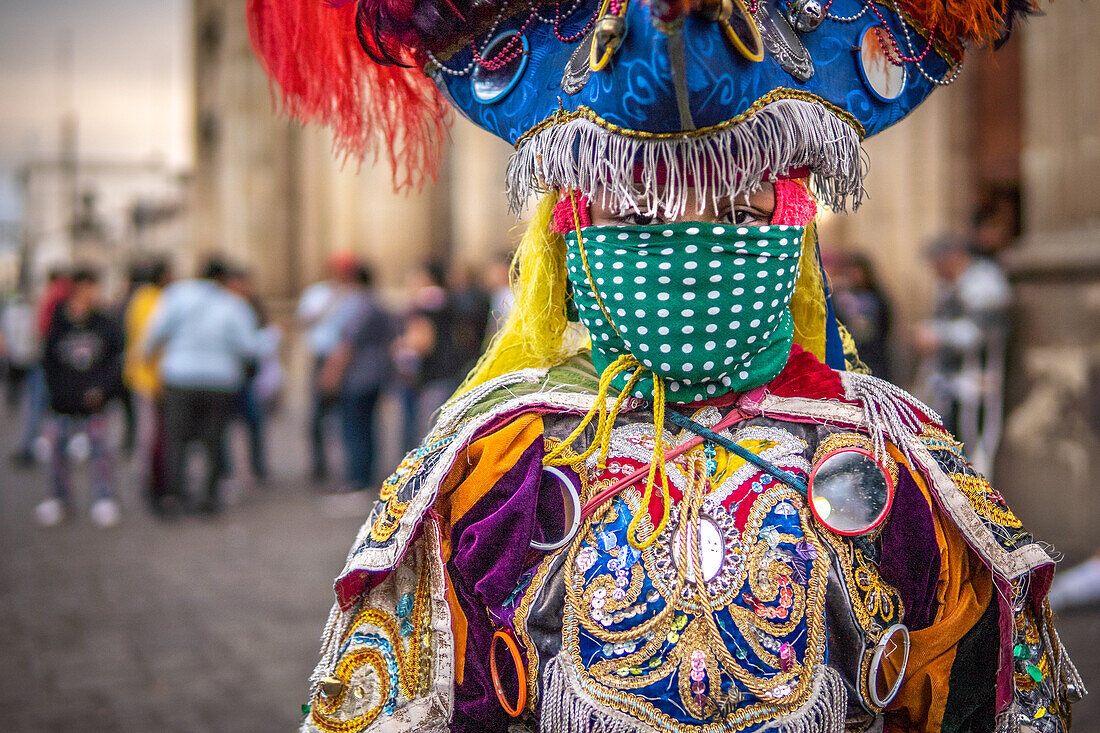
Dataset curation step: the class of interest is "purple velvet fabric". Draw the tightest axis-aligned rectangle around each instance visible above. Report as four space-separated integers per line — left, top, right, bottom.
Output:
877 469 941 631
447 435 570 733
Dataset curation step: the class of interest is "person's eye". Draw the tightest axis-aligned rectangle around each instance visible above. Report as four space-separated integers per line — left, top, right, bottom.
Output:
616 212 657 226
731 207 770 226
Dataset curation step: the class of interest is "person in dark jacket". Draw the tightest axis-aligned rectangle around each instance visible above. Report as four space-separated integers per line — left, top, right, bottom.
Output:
36 267 124 527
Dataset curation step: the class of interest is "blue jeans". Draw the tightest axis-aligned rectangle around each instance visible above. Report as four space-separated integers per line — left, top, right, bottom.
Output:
19 365 47 453
340 388 381 489
48 413 114 502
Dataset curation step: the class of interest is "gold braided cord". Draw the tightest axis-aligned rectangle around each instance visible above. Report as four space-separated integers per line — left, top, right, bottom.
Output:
512 90 867 149
628 373 669 550
543 354 641 468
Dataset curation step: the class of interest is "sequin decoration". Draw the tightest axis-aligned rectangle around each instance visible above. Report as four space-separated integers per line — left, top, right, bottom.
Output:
310 547 433 733
562 440 830 731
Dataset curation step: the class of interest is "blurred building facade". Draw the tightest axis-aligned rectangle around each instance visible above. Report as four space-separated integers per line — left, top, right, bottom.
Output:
995 1 1100 560
191 0 516 306
18 156 189 297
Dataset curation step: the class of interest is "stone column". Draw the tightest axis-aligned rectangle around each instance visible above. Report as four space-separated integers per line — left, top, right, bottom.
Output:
995 4 1100 560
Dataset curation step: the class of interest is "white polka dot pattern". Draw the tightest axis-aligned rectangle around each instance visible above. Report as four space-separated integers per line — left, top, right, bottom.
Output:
564 221 804 403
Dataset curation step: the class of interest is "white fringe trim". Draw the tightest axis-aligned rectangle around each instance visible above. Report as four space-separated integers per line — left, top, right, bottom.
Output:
507 99 868 215
538 651 847 733
756 666 847 733
840 371 941 463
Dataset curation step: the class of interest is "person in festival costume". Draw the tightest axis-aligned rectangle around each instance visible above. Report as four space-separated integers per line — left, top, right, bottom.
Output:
247 0 1083 729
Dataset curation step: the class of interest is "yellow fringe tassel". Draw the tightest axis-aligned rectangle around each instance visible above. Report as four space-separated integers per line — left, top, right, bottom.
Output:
789 220 828 362
453 191 580 399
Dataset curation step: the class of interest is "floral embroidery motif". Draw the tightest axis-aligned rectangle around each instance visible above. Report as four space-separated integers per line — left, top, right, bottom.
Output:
562 421 830 731
367 424 467 543
310 545 434 733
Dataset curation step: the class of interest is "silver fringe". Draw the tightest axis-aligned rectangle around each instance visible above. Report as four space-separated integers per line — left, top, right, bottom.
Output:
506 99 868 216
539 651 847 733
841 371 942 463
756 666 847 733
309 600 357 697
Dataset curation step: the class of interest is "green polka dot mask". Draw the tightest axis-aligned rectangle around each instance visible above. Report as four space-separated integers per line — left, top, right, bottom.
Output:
564 221 804 403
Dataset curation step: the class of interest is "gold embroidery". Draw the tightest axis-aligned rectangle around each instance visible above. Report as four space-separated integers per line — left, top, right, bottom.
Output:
918 424 964 457
562 466 831 731
951 473 1022 529
310 557 433 733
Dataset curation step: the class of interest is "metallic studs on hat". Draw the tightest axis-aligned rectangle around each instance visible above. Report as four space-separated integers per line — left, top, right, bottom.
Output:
591 15 627 70
561 26 595 94
786 0 826 32
753 3 814 81
589 0 630 71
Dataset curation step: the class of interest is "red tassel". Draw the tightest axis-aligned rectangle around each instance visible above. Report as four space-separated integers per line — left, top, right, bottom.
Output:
246 0 451 190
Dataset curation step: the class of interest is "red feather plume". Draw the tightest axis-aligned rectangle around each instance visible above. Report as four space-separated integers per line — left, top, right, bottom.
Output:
246 0 451 190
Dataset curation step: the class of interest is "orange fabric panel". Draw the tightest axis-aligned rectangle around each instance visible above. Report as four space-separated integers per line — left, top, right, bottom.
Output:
883 449 995 733
432 412 545 683
444 570 468 685
434 412 545 562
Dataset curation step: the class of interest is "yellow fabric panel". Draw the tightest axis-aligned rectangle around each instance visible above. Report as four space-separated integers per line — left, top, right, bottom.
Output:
884 448 994 732
124 284 163 396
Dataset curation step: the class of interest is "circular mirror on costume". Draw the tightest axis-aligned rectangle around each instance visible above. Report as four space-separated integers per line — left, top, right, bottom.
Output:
867 623 910 708
671 516 726 582
471 31 530 104
808 447 894 535
856 24 907 101
530 466 582 551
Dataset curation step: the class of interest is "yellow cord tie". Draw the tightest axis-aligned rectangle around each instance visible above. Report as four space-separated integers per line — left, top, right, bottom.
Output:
627 371 669 550
548 190 671 552
544 353 641 468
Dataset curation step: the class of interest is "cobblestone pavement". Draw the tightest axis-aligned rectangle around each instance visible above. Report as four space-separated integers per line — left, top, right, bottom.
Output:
1 400 1097 732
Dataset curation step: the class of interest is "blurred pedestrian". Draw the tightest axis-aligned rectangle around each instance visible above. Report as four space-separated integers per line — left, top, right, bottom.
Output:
484 252 514 339
36 267 123 528
144 257 260 515
114 262 146 456
915 234 1012 475
225 267 281 483
297 251 358 482
319 263 395 500
400 262 465 443
447 263 491 374
0 291 36 409
124 258 171 515
11 268 71 467
830 251 893 380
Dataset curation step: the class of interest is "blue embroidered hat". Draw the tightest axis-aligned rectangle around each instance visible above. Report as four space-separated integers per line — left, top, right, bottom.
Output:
248 0 1031 214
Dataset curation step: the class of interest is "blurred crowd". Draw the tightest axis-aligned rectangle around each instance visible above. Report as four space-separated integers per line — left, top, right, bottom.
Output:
0 250 513 526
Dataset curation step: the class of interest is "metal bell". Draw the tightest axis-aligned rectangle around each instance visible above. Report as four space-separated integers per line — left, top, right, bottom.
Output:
786 0 826 32
697 0 734 23
319 676 346 699
595 15 626 51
